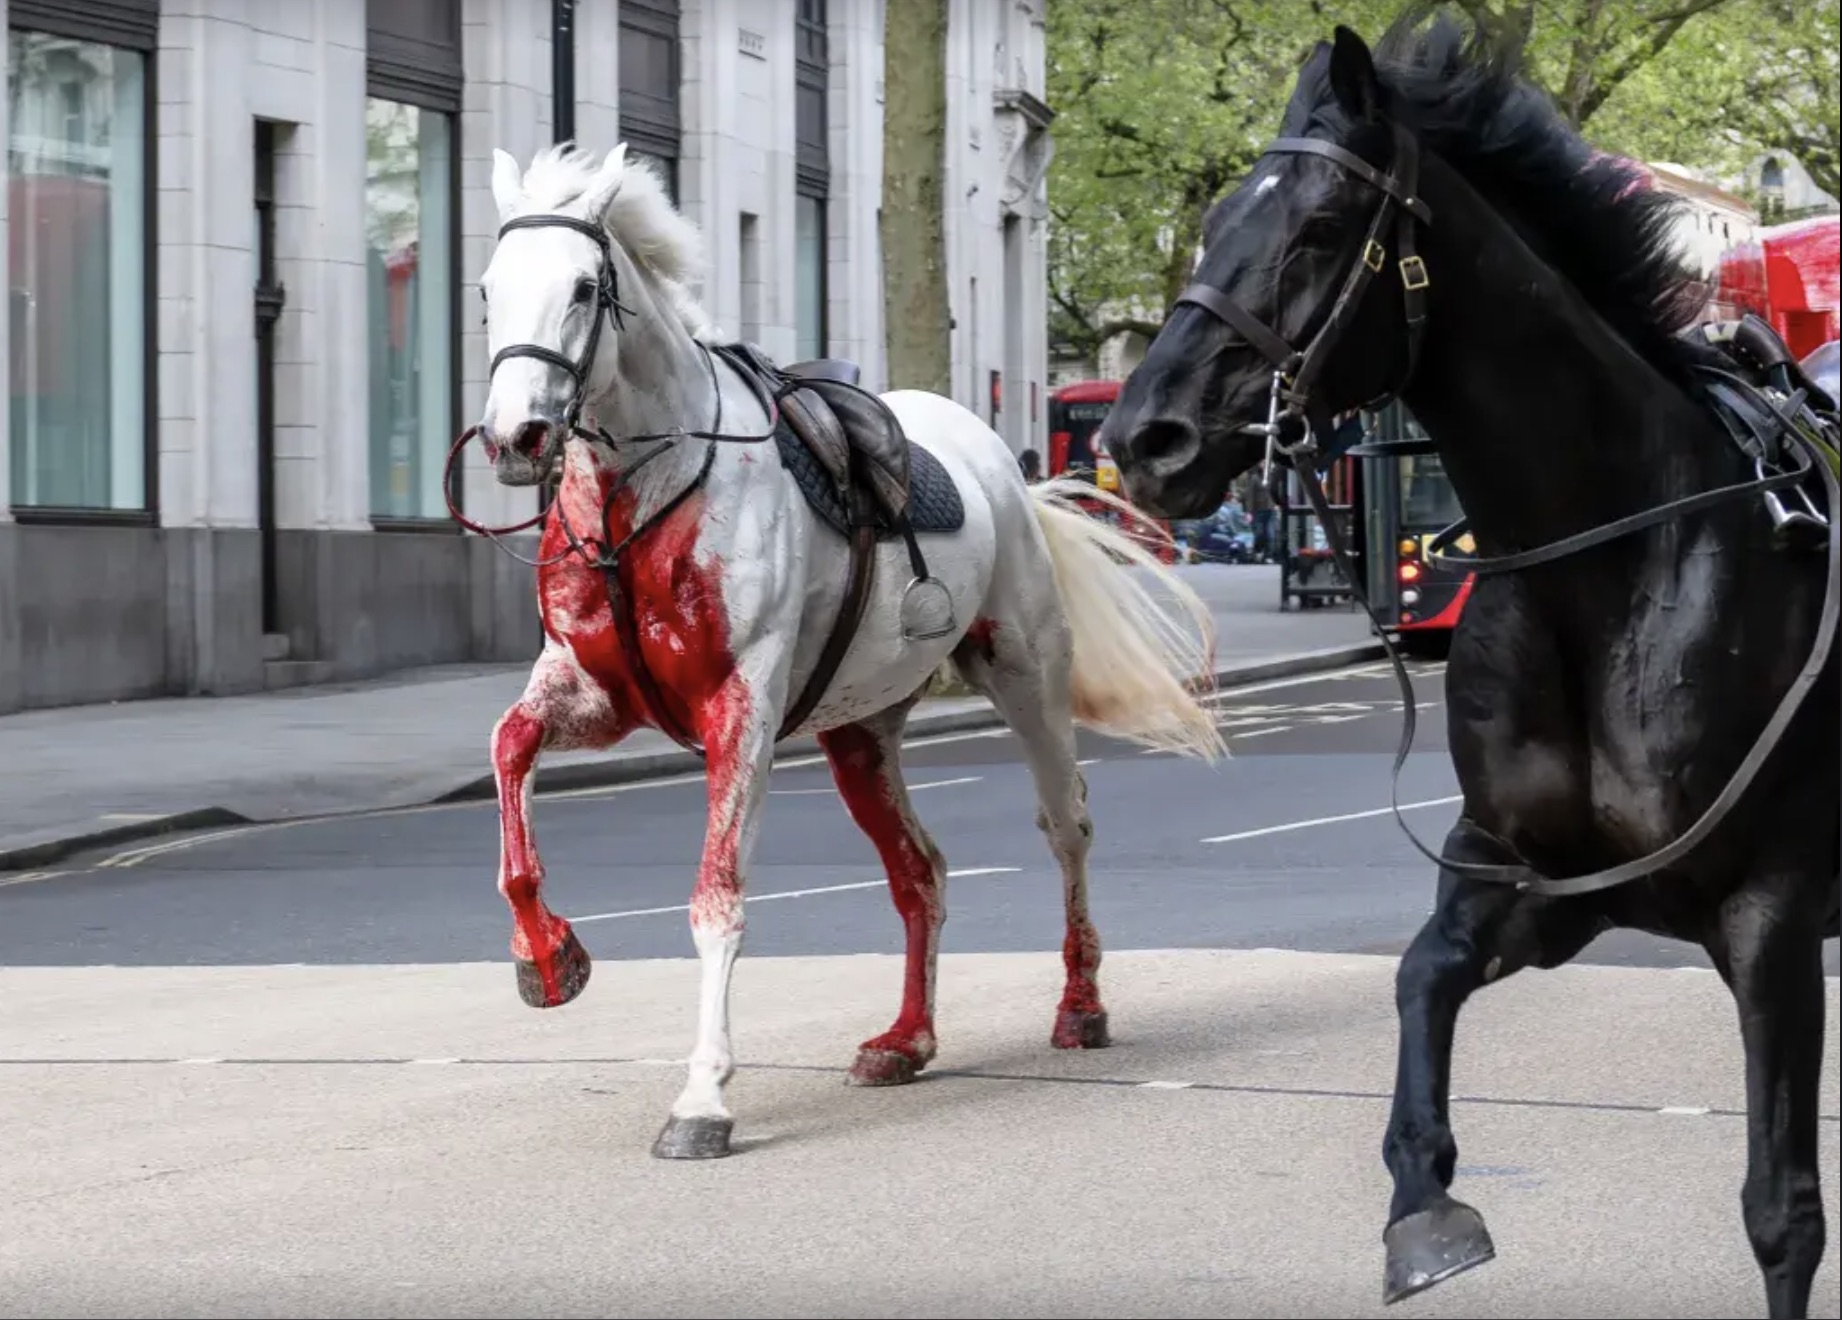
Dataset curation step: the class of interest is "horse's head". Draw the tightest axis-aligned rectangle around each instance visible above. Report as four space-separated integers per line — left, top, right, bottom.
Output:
476 143 707 486
1103 26 1424 519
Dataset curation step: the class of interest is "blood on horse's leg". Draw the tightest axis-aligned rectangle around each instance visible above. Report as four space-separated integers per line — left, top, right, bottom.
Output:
951 616 1107 1049
819 705 947 1086
492 704 592 1008
652 678 775 1160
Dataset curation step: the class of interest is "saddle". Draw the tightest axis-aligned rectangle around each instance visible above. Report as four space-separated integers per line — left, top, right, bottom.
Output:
705 342 966 742
1691 314 1839 553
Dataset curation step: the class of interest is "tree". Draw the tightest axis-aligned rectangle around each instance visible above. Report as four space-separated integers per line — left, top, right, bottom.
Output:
1590 0 1839 204
1046 0 1829 366
880 0 951 394
1047 0 1375 362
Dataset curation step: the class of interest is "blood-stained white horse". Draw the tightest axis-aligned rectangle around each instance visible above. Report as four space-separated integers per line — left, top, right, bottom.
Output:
463 142 1226 1160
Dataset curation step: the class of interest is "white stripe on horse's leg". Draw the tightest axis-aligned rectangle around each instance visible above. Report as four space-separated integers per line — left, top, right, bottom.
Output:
952 618 1109 1050
653 677 777 1161
817 701 948 1087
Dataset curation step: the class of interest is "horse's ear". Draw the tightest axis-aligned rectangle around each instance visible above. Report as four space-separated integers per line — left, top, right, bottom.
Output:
579 143 630 223
1328 25 1383 122
491 148 523 223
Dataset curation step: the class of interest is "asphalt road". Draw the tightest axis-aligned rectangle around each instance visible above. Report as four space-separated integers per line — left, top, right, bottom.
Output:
3 660 1839 1318
3 661 1833 975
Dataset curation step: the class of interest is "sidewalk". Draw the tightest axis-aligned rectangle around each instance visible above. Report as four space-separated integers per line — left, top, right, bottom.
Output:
0 566 1379 869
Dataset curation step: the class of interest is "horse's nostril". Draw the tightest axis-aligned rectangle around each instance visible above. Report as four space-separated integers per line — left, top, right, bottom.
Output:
1133 417 1201 469
509 420 551 456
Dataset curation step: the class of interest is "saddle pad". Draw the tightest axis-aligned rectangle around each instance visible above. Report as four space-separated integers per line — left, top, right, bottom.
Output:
774 423 967 540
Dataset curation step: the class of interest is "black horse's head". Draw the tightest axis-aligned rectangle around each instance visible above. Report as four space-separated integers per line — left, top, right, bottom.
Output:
1104 26 1423 519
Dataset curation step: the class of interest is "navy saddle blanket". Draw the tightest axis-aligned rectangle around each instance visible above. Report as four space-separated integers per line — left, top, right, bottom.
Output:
774 423 967 540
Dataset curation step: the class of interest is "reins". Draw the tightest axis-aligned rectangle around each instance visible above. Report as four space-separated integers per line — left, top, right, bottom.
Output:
1178 119 1842 899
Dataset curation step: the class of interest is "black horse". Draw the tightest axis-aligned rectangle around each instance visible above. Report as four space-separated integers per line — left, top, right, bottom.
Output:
1099 10 1839 1318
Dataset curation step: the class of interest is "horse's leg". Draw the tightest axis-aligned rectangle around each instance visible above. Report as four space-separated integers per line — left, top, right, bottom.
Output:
817 699 950 1086
651 673 779 1161
1709 875 1830 1320
1380 825 1604 1304
493 649 618 1008
950 608 1107 1050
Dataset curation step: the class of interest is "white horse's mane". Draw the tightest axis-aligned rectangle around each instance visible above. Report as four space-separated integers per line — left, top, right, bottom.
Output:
515 143 724 343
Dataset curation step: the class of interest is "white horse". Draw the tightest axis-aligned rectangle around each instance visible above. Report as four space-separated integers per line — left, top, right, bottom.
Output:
469 142 1226 1160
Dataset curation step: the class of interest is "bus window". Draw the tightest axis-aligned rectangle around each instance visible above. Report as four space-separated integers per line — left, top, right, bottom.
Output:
1398 451 1463 530
1059 400 1112 474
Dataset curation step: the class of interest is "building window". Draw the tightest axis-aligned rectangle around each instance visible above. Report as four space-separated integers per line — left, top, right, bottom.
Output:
620 0 680 204
794 0 829 361
365 99 454 521
365 0 459 523
6 26 149 512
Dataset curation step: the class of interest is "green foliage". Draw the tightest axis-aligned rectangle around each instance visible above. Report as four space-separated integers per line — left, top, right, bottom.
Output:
1047 0 1387 358
1047 0 1839 361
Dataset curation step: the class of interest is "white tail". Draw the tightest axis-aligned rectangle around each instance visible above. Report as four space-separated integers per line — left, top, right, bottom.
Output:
1026 477 1227 762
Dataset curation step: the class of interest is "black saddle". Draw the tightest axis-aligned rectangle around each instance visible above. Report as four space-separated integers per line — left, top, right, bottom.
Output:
1692 314 1838 552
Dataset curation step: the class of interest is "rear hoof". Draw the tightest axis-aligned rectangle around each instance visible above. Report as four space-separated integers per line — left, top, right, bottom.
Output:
651 1114 734 1160
1382 1196 1497 1305
846 1047 921 1086
1052 1007 1110 1050
514 927 593 1008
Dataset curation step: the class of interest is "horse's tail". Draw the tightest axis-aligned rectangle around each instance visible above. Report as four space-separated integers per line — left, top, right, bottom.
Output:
1026 477 1227 762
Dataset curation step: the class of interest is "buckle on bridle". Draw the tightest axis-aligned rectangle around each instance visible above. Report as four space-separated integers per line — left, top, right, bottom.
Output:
1363 238 1386 274
1399 255 1430 291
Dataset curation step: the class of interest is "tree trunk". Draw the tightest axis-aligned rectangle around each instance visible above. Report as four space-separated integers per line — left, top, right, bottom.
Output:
880 0 952 395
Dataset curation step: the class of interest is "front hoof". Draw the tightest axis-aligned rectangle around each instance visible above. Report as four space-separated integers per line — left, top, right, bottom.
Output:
652 1114 734 1160
514 927 593 1008
1052 1007 1110 1049
1382 1196 1497 1305
846 1047 922 1086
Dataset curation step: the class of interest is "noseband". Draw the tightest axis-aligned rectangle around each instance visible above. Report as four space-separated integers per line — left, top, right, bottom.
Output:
1172 120 1433 485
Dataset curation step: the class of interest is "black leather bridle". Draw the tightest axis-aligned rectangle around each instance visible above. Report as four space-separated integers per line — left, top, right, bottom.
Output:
1173 118 1840 901
1172 121 1434 486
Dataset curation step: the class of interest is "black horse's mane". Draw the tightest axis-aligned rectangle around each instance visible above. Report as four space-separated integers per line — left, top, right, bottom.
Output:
1341 8 1711 388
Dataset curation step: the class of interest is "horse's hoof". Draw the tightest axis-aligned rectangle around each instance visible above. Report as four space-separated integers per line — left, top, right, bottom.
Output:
651 1114 734 1160
514 927 592 1008
1382 1196 1496 1305
846 1047 921 1086
1052 1007 1110 1049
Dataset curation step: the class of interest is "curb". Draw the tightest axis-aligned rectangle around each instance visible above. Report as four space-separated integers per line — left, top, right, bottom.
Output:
0 639 1385 872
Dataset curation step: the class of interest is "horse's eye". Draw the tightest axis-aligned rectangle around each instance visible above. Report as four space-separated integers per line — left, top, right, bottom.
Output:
573 280 596 306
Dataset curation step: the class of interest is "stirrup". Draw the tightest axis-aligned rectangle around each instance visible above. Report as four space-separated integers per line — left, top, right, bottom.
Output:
900 575 957 641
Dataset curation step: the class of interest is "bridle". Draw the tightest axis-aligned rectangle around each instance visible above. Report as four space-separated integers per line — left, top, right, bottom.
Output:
441 209 789 752
1172 120 1433 489
1172 116 1841 900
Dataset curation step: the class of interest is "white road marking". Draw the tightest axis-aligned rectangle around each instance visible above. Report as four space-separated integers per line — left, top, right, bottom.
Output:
1201 795 1464 845
0 870 64 888
569 866 1023 924
1229 726 1292 738
772 774 978 798
910 776 981 791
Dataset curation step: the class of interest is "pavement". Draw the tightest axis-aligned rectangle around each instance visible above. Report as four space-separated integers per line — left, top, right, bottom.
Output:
0 564 1379 871
3 663 1838 1318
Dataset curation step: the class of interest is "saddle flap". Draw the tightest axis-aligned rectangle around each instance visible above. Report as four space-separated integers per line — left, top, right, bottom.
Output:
800 380 912 520
778 388 851 494
784 357 864 387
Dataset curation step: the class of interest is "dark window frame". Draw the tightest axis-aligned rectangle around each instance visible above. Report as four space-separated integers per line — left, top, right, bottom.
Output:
6 0 160 526
366 0 463 114
365 0 465 528
794 0 829 197
619 0 681 177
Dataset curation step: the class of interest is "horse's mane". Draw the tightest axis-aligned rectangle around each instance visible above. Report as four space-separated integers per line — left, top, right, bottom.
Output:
517 143 725 342
1331 7 1710 388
